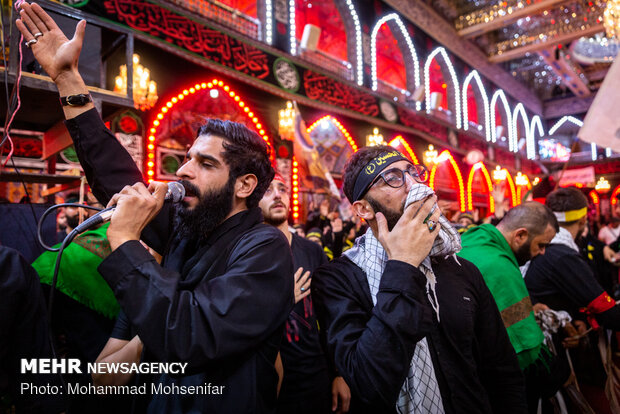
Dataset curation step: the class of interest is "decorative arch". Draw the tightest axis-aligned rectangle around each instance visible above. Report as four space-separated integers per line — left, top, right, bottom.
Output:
512 103 529 154
146 79 273 182
291 0 363 85
371 13 421 97
548 116 584 135
424 47 461 128
589 190 600 205
466 162 494 213
490 89 512 144
612 185 620 206
429 150 466 212
461 70 490 141
388 135 420 164
307 115 359 152
502 168 517 207
528 115 544 160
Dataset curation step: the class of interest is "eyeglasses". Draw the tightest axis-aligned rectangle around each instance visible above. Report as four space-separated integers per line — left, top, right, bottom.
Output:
370 164 429 190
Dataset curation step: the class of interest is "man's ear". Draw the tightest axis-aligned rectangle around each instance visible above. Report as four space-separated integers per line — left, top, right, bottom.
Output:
513 228 529 245
352 199 375 222
235 174 258 200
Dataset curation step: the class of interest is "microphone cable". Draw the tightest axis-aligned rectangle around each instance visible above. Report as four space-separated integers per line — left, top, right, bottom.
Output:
36 202 104 372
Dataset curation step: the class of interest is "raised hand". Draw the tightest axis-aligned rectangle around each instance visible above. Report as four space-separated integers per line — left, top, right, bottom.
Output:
16 3 85 82
375 195 441 268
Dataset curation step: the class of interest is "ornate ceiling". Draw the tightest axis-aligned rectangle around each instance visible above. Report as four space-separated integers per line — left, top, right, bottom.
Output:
387 0 614 115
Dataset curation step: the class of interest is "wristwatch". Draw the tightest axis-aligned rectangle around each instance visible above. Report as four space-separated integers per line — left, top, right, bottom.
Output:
60 93 93 107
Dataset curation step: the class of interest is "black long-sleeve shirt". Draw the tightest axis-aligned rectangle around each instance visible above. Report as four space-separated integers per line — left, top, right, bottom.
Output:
312 255 527 413
0 246 66 413
525 243 620 330
65 109 294 413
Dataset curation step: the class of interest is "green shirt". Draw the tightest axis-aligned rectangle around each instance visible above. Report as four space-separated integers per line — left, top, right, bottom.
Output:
458 223 545 370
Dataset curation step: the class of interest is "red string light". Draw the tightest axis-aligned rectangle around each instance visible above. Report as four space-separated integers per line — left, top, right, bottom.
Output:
388 136 420 164
589 190 600 205
429 150 466 212
611 185 620 206
146 79 273 182
307 115 358 152
466 162 494 213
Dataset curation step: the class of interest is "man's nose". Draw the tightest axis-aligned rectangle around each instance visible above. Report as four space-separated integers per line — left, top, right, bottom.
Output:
176 161 194 179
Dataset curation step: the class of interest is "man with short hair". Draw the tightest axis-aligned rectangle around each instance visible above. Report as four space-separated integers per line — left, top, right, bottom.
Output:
526 187 620 329
17 4 293 412
457 202 562 412
312 145 526 413
259 174 350 414
525 188 620 413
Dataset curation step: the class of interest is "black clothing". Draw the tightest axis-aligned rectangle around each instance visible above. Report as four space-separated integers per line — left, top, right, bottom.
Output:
312 255 527 413
66 108 294 413
279 234 329 409
577 235 618 297
0 246 65 413
525 244 620 330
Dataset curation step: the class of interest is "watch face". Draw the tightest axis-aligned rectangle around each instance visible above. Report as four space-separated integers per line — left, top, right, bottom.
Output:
65 94 90 106
68 95 86 106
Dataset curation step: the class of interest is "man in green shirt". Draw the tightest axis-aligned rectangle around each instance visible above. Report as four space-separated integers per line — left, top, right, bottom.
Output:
458 202 563 412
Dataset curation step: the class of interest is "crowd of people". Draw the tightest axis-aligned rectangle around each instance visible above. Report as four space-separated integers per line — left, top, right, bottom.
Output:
3 3 620 414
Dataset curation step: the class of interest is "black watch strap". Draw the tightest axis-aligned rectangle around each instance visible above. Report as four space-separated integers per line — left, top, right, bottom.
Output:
60 93 93 107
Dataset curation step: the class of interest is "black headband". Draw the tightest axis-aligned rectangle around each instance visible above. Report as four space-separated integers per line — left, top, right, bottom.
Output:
351 151 409 201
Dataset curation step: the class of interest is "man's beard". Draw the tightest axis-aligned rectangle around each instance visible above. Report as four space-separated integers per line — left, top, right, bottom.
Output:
514 238 532 266
263 200 288 227
175 178 235 240
366 195 403 231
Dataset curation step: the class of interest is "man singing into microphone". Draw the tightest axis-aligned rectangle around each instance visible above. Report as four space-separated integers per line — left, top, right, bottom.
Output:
16 4 293 413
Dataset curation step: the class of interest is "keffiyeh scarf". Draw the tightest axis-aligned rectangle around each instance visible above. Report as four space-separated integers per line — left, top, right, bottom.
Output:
344 183 461 414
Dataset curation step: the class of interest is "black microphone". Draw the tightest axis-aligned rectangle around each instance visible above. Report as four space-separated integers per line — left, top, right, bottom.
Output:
73 182 185 234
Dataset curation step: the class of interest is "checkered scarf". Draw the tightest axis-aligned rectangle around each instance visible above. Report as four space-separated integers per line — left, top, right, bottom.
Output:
344 183 461 414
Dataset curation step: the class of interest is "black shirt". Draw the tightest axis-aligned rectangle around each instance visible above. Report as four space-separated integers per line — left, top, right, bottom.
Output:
312 255 527 413
66 108 294 413
0 246 66 413
525 243 620 330
279 234 329 401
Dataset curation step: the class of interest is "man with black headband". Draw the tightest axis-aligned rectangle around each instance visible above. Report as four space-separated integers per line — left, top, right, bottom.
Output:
17 4 293 413
312 145 526 413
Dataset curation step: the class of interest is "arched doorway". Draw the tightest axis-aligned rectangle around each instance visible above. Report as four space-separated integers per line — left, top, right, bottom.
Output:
429 150 466 212
466 162 494 214
371 13 420 102
512 103 529 154
462 70 490 141
292 0 362 84
146 79 273 182
490 89 512 146
424 47 461 128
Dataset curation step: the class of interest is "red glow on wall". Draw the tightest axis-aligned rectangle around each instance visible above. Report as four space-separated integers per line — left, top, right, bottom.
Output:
296 0 348 61
466 85 479 125
376 23 407 91
428 60 447 110
216 0 257 18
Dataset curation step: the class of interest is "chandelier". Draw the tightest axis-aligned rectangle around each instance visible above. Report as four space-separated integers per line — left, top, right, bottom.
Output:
493 165 507 182
114 54 158 111
595 176 611 192
424 144 438 166
366 128 385 147
604 0 620 38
